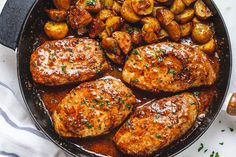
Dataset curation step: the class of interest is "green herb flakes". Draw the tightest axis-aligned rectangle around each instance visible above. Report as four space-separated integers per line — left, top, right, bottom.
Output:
221 129 225 132
126 104 131 110
155 134 161 139
86 0 96 6
33 61 37 67
167 68 176 75
61 65 67 73
145 63 150 68
198 143 204 152
96 69 102 74
219 142 224 145
204 149 208 153
193 91 200 97
132 78 139 83
84 121 93 128
229 127 234 132
132 49 139 55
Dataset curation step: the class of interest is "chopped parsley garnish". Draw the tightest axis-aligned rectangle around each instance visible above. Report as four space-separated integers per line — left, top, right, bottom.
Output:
198 143 204 152
229 127 234 132
106 101 110 106
219 120 222 123
204 149 208 153
145 63 150 68
190 102 196 105
126 26 134 34
86 0 96 6
172 109 177 114
69 59 74 63
157 56 163 62
132 78 139 82
210 151 215 157
132 49 139 55
193 91 200 97
84 121 93 128
33 61 37 67
81 98 89 105
120 99 125 104
215 152 219 157
96 69 102 74
109 27 114 32
221 129 225 132
158 49 166 55
61 65 67 73
167 68 176 75
155 134 161 139
219 142 224 145
126 104 131 110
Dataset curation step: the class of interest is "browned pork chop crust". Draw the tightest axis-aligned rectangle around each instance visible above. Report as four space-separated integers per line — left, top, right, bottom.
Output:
30 38 109 86
113 93 198 156
122 42 216 93
53 76 136 138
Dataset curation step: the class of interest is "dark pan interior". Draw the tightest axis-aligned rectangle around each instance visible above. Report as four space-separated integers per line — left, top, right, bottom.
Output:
17 0 232 156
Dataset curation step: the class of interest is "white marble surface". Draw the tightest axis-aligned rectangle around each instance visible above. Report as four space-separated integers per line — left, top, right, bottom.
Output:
0 0 235 156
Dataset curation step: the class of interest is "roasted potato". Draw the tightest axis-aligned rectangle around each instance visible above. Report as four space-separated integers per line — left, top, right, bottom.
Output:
156 29 169 40
53 0 70 10
105 16 124 36
156 7 174 26
112 1 122 14
131 28 143 45
46 9 67 22
112 31 132 54
68 6 92 29
76 0 102 12
98 9 114 21
141 17 161 32
194 0 213 20
143 31 158 43
192 17 201 24
165 20 181 41
192 23 213 44
131 0 154 15
170 0 185 15
156 0 174 6
103 0 114 8
102 37 121 55
99 30 109 39
89 18 106 38
44 21 68 39
106 52 124 64
182 0 196 6
121 0 141 23
175 8 195 24
199 38 216 55
180 22 192 37
77 27 88 36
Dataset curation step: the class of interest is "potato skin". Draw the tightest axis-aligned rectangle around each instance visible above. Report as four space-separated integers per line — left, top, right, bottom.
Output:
44 21 68 39
170 0 185 15
112 31 132 55
102 37 121 55
89 18 105 38
53 0 70 10
156 7 174 26
192 23 213 44
68 6 92 29
175 8 195 24
182 0 196 6
199 38 216 55
131 0 154 15
46 9 67 22
165 20 181 41
121 0 141 23
76 0 102 12
143 31 158 43
105 16 124 36
98 9 114 21
194 0 212 20
180 22 192 37
112 1 122 13
141 17 161 33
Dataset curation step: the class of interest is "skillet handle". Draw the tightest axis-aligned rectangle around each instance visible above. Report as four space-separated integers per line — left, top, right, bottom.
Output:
0 0 36 49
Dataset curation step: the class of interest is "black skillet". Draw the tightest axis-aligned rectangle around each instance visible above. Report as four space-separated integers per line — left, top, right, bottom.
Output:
0 0 232 156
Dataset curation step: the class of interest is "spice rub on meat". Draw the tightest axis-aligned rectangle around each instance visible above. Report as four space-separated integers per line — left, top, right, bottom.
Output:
113 93 198 156
52 76 136 138
122 42 216 93
30 38 109 86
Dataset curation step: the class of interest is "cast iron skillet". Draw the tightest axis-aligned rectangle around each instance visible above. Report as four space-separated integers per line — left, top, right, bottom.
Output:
0 0 232 156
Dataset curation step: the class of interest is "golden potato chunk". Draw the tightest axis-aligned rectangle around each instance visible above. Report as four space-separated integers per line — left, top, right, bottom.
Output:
156 29 169 40
175 8 195 24
89 18 105 38
68 6 92 29
192 23 213 44
156 7 174 26
143 31 158 43
131 28 143 45
98 9 114 21
121 0 141 23
170 0 185 15
102 37 121 55
141 17 161 32
112 31 132 55
194 0 213 20
46 9 67 22
180 22 192 37
53 0 70 10
192 17 201 24
76 0 102 12
165 20 181 41
44 21 68 39
182 0 196 6
103 0 114 8
199 38 216 55
105 16 124 36
106 52 124 65
112 1 122 13
131 0 154 15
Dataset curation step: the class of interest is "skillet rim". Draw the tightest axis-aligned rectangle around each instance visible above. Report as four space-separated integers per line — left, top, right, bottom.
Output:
16 0 232 156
